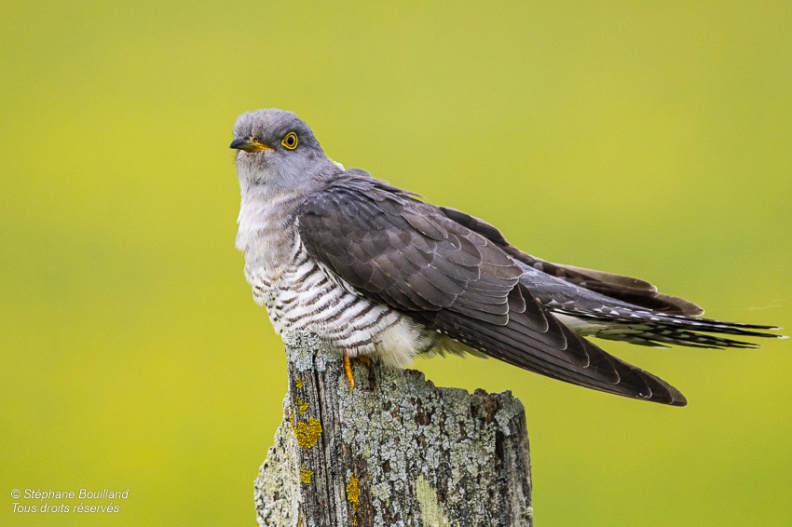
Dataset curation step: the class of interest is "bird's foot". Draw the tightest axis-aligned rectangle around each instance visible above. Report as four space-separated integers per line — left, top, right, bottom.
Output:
343 353 355 391
343 354 373 391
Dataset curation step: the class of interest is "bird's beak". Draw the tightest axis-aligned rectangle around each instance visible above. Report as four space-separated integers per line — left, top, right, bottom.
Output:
229 136 273 152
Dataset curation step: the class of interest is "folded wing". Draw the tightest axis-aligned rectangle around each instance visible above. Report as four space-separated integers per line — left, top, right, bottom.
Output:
297 175 687 405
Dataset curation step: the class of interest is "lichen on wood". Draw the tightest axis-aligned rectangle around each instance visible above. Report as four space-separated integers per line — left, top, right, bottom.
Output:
255 333 533 527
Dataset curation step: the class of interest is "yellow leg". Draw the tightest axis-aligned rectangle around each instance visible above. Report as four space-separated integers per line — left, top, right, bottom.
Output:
343 353 355 391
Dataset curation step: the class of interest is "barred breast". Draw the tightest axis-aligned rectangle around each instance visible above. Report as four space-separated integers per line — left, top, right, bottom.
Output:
249 240 447 367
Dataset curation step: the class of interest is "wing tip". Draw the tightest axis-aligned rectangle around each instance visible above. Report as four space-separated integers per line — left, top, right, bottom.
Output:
641 386 688 407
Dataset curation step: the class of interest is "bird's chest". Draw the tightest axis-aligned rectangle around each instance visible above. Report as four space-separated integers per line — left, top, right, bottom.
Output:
237 194 303 297
242 232 307 310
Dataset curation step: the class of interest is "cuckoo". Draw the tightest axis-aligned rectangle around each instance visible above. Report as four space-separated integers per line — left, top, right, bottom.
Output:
231 108 782 406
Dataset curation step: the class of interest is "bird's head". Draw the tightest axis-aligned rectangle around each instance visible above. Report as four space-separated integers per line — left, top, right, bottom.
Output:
231 109 336 191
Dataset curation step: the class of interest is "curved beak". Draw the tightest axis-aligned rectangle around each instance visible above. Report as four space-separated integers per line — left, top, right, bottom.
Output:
230 136 273 152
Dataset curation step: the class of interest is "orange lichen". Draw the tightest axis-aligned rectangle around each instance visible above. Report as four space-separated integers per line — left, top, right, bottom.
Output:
299 466 314 484
346 474 360 525
345 475 359 508
296 397 310 416
294 417 322 449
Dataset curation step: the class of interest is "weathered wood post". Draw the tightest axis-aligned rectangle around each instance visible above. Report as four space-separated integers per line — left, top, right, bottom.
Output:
255 333 533 527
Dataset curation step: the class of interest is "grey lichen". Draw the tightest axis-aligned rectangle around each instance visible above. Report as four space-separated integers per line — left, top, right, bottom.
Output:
254 397 300 527
494 395 526 436
283 332 330 373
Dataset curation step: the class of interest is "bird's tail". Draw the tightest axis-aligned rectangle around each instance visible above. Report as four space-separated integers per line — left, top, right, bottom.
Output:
556 310 785 349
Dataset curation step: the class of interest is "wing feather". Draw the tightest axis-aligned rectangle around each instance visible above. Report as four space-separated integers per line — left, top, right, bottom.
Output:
439 206 704 315
298 175 687 405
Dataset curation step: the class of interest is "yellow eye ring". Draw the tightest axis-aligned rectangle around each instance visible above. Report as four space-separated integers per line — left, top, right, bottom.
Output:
281 131 298 150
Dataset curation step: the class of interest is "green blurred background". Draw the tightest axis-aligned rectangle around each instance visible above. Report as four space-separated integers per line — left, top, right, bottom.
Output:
2 1 790 525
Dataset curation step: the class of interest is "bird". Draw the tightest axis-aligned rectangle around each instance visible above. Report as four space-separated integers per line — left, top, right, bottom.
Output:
230 108 782 406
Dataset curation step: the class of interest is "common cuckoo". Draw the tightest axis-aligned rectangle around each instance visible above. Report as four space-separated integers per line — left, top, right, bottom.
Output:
231 108 782 406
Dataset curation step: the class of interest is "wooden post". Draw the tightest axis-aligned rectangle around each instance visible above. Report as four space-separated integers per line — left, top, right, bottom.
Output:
254 333 533 527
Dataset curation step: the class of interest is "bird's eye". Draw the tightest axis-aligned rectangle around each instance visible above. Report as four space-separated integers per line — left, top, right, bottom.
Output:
281 132 298 150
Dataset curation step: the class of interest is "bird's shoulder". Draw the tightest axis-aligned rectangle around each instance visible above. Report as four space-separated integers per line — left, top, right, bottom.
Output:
296 170 523 313
303 169 419 208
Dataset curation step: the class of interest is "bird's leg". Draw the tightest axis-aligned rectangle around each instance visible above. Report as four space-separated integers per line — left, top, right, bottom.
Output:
343 352 355 391
342 354 373 390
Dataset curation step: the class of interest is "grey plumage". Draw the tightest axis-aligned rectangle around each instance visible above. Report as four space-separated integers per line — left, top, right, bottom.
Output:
232 108 783 406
